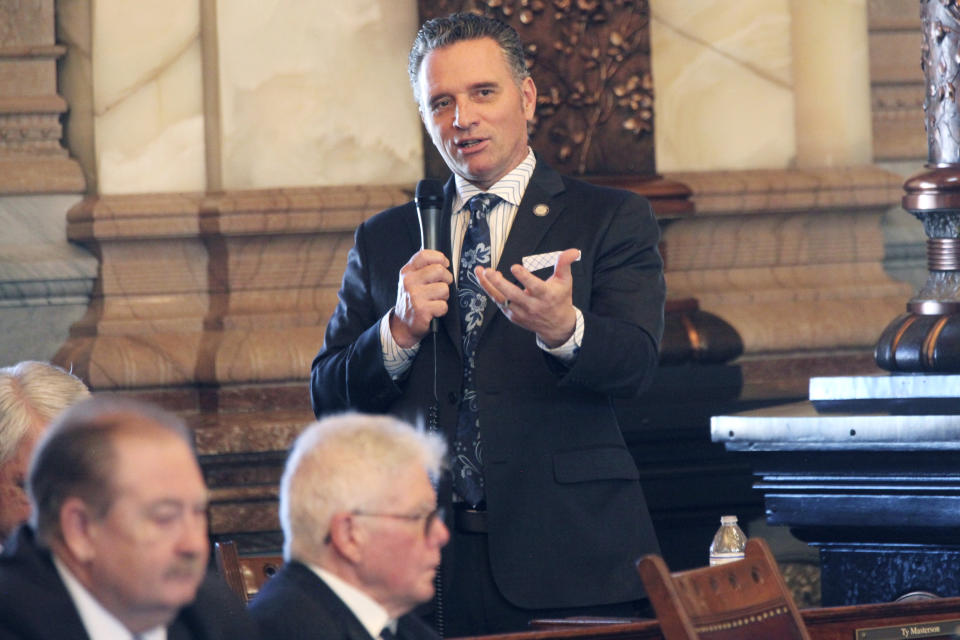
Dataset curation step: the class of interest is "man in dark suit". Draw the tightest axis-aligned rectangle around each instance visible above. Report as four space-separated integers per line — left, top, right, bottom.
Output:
310 12 665 636
0 396 258 640
247 413 448 640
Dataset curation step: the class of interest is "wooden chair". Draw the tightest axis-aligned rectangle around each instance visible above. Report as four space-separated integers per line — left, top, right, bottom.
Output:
636 538 812 640
213 540 283 604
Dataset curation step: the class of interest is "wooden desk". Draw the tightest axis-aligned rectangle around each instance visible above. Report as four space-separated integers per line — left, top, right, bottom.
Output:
487 597 960 640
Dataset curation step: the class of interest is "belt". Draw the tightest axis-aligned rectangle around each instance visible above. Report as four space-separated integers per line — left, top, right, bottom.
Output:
453 503 488 534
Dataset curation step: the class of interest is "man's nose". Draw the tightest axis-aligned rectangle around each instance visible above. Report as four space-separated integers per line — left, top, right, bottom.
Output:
431 517 451 548
452 98 475 130
178 511 209 556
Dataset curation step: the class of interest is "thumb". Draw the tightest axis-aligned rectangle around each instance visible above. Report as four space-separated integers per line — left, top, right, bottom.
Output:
551 248 581 281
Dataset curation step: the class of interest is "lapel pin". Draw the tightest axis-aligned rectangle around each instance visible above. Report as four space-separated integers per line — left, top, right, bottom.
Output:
533 203 550 217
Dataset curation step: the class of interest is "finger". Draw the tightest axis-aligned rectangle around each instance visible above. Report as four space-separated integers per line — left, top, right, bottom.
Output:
508 263 547 296
402 261 453 287
475 266 508 304
477 266 525 303
417 281 452 302
552 248 581 281
409 248 450 270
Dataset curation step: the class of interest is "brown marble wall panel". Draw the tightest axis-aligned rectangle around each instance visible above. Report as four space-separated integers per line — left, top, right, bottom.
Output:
55 185 411 389
867 0 925 161
868 31 921 84
662 166 914 355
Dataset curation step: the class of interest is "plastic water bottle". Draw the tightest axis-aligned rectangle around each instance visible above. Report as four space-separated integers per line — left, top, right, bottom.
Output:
709 515 747 565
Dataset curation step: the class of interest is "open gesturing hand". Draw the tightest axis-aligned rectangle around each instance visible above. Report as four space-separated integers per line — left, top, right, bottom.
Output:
475 248 580 347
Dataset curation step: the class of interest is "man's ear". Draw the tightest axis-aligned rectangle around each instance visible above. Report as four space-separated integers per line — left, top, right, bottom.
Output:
59 497 97 563
327 512 364 564
521 76 537 121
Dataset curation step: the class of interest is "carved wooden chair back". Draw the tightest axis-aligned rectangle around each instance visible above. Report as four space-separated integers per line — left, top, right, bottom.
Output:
214 540 283 604
636 538 812 640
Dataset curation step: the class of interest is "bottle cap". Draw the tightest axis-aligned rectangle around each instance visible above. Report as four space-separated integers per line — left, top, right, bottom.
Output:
720 515 738 524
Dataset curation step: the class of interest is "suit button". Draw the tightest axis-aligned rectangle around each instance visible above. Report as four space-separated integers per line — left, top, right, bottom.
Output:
447 391 459 404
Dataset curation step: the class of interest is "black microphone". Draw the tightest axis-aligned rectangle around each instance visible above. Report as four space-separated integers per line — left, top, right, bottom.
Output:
415 179 444 333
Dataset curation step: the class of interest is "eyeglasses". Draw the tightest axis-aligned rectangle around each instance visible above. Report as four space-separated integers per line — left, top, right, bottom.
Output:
350 507 446 538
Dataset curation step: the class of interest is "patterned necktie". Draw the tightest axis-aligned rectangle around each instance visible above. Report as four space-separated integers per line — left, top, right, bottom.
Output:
453 193 501 507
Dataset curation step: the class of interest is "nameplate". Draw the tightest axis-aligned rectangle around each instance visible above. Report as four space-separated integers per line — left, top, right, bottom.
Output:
856 618 960 639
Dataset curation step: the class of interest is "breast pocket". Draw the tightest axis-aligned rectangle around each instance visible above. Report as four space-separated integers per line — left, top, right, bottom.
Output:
553 447 640 483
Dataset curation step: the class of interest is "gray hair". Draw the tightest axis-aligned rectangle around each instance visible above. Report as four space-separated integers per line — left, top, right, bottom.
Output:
408 12 529 106
0 361 90 465
280 413 446 563
28 395 194 546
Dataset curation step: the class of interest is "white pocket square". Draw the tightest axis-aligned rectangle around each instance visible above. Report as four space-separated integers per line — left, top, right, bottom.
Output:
522 250 580 272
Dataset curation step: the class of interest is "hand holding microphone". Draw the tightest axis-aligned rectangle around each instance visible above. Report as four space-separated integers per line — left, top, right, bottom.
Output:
389 180 451 347
416 179 445 334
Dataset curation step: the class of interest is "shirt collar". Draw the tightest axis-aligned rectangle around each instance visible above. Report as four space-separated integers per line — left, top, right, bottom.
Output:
309 563 393 639
53 555 166 640
453 148 536 213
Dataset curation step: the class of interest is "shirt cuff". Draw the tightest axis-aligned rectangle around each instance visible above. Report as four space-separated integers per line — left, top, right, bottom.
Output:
537 307 584 364
380 312 419 380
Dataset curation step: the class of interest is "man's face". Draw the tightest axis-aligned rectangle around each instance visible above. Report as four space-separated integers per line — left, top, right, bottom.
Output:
0 427 41 541
354 465 449 617
418 37 536 191
83 426 209 626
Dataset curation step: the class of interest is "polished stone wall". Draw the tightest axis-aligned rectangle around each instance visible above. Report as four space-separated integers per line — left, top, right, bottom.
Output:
651 0 873 172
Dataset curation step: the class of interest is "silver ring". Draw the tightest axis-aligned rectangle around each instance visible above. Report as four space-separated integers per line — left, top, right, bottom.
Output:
502 298 510 310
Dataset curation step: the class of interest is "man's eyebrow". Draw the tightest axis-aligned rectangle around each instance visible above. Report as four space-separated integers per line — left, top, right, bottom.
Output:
429 81 501 102
143 496 208 511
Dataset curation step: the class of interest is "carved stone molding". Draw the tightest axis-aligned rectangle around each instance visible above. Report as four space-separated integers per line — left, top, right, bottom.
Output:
54 185 412 389
0 1 84 194
867 0 925 161
663 166 914 356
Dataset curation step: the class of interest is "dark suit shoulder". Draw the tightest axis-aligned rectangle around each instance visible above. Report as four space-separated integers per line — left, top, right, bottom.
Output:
397 612 440 640
0 527 88 640
171 572 260 640
558 173 654 211
248 562 364 640
358 200 418 236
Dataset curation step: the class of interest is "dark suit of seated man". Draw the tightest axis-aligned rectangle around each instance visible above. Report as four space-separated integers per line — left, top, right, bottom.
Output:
248 413 448 640
0 396 259 640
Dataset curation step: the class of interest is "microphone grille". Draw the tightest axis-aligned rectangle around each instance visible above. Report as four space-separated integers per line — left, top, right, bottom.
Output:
415 179 444 206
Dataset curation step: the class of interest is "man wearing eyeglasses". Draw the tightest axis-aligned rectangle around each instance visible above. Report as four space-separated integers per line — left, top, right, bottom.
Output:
248 413 449 640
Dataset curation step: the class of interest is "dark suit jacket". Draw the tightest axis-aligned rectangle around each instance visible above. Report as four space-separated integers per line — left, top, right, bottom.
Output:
0 526 259 640
248 561 438 640
310 160 665 609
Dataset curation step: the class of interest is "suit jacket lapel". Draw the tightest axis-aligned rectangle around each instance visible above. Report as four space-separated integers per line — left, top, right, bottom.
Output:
478 162 567 338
